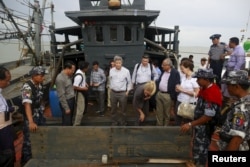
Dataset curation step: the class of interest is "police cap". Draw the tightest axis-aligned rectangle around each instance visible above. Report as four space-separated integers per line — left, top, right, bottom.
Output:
209 34 221 40
221 70 250 85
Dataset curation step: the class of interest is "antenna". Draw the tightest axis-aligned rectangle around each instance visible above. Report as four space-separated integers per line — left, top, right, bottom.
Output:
241 9 250 42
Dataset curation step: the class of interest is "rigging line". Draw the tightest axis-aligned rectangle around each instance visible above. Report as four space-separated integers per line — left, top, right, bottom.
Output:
0 7 31 18
180 51 208 55
0 16 30 29
0 7 51 28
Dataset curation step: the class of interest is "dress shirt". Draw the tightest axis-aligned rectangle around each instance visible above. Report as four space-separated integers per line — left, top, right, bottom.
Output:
90 68 106 91
131 63 158 84
159 71 170 92
109 67 132 91
226 45 246 70
0 89 8 112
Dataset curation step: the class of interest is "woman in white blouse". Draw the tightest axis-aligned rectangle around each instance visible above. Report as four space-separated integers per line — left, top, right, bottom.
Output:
175 60 200 125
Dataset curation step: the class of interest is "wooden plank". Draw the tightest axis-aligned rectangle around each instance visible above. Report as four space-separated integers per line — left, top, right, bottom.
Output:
25 159 187 167
30 126 191 162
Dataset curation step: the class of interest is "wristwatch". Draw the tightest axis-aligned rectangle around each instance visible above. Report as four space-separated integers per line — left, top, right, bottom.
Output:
188 122 192 127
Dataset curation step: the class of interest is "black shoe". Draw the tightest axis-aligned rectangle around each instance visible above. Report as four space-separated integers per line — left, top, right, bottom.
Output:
99 112 104 117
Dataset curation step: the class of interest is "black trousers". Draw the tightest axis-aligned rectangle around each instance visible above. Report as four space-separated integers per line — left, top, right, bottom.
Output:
210 59 224 86
60 97 75 126
0 125 15 167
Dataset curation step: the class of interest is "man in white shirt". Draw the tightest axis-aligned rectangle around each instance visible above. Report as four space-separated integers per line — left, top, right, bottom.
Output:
73 61 89 126
109 55 132 126
0 66 15 167
132 54 158 86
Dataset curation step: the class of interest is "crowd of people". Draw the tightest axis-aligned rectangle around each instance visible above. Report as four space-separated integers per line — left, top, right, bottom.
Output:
1 34 250 167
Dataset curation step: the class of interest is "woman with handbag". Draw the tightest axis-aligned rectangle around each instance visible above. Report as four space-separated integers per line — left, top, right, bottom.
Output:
180 68 222 167
175 60 200 125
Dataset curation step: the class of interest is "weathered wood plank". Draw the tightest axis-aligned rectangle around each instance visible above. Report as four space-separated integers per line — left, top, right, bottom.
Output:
25 159 188 167
29 126 191 166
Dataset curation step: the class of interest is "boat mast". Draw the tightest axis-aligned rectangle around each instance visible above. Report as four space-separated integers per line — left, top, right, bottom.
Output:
33 0 46 65
0 0 39 65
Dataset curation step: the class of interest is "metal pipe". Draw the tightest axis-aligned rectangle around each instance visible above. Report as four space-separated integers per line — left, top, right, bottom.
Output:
50 38 84 88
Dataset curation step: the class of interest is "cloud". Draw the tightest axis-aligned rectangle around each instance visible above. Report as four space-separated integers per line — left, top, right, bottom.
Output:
1 0 250 47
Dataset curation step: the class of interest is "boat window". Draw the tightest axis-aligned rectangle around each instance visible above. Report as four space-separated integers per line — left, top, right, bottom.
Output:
124 26 132 41
110 25 117 41
86 27 92 42
96 26 103 42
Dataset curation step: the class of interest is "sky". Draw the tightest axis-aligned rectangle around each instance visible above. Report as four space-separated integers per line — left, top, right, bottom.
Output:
1 0 250 48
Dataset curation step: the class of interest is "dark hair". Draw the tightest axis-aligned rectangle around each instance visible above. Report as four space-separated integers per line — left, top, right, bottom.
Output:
180 60 194 71
201 57 207 61
78 61 89 70
189 55 193 58
64 60 75 69
180 57 189 63
0 66 9 80
230 37 239 45
92 61 99 66
152 59 159 67
239 84 250 90
142 54 150 59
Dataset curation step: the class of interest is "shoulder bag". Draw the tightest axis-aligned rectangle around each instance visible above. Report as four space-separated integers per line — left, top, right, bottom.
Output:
177 94 196 120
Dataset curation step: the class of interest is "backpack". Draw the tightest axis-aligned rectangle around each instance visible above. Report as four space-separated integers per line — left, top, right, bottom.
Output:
72 73 84 87
135 63 154 83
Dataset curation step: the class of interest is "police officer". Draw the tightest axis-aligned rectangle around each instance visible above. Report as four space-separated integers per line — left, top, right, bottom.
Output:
21 66 46 166
218 70 250 151
208 34 231 86
0 66 15 167
180 68 222 166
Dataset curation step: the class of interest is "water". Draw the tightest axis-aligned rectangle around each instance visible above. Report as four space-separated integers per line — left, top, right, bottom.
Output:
0 41 209 69
179 46 209 70
0 40 22 63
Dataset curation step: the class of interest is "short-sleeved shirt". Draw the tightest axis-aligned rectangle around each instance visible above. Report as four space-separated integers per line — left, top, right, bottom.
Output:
208 43 230 60
177 76 199 103
21 80 45 120
218 95 250 150
73 69 86 88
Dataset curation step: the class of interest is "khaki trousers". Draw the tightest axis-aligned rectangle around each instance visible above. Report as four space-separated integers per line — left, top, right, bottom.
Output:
73 92 85 126
155 92 172 126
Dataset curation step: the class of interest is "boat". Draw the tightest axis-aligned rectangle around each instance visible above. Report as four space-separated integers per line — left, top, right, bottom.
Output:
1 0 194 167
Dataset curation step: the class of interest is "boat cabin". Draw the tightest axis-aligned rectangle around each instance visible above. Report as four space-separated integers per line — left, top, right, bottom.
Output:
50 0 180 72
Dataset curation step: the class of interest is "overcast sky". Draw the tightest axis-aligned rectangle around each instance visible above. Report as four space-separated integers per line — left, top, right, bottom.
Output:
2 0 250 47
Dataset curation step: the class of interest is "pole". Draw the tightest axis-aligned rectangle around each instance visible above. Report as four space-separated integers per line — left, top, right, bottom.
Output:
34 0 41 65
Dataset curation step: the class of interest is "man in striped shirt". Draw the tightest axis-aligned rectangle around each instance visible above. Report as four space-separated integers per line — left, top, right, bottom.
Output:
90 61 106 116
